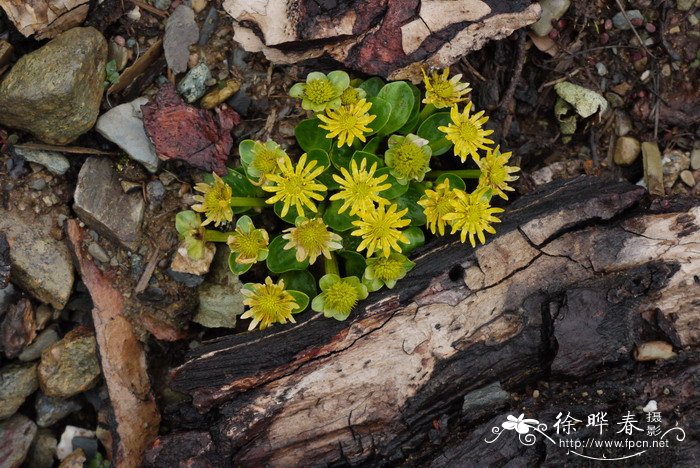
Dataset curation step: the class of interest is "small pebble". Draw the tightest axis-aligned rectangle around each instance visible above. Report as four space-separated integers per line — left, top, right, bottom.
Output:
532 389 540 398
29 179 47 191
127 7 141 21
596 389 604 395
614 136 641 166
612 10 644 30
642 400 658 413
661 63 672 76
595 62 608 76
87 243 109 264
680 170 695 187
640 70 651 82
691 148 700 170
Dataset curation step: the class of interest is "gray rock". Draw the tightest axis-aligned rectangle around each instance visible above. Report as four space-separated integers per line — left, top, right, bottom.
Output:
613 10 644 30
146 180 166 207
35 392 83 428
177 62 211 103
0 28 107 145
595 62 608 76
462 382 510 421
642 142 664 196
38 328 101 399
0 414 37 467
0 363 39 419
530 0 571 36
13 148 70 175
95 97 160 173
194 246 244 328
613 136 641 166
198 6 220 46
26 428 57 468
73 157 144 251
227 87 251 116
87 243 109 264
167 269 206 287
0 211 74 309
691 148 700 170
28 178 47 191
150 0 172 9
614 110 633 136
165 5 199 74
680 170 695 187
18 328 59 362
662 150 691 189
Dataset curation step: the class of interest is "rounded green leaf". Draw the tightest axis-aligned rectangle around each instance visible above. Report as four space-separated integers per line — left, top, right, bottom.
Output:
417 112 452 156
228 253 253 275
330 145 354 171
239 139 256 166
274 201 300 224
351 151 384 169
305 148 330 173
362 136 383 154
396 84 422 135
280 270 317 300
394 182 427 226
401 226 425 254
377 82 415 135
288 290 310 313
435 173 467 191
266 235 310 273
295 118 332 153
358 77 385 98
175 210 200 236
338 251 366 278
374 167 408 199
323 199 357 232
367 97 392 135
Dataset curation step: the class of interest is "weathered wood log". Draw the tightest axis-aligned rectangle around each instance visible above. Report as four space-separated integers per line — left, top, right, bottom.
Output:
226 0 541 81
151 176 699 466
0 0 89 40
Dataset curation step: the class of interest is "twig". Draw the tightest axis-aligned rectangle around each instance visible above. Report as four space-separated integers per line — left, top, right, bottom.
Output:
538 68 581 91
613 0 653 58
459 56 486 82
498 31 527 139
134 249 160 294
14 143 119 155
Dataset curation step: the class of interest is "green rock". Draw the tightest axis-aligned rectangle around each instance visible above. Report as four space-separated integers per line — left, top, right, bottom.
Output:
194 246 245 328
0 27 107 144
0 363 39 420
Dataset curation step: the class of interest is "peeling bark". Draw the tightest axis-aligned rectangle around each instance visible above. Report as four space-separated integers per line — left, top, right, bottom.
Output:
153 177 699 466
0 0 89 40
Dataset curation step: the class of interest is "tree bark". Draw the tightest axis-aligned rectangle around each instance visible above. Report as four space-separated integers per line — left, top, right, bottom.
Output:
150 176 699 466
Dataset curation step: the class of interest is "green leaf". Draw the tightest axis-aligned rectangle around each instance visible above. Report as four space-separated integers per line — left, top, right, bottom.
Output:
238 139 256 166
305 148 330 173
367 97 392 135
219 167 266 214
330 145 354 171
228 253 253 275
273 201 300 224
105 60 119 84
417 112 452 156
351 150 384 169
323 199 357 232
317 168 340 191
341 231 362 252
374 167 408 199
435 173 467 191
394 182 427 226
363 276 384 293
338 251 366 278
280 270 317 300
358 77 385 98
401 226 425 254
266 235 309 273
295 118 332 153
396 83 422 134
288 290 310 313
175 211 200 236
362 136 383 154
377 82 415 135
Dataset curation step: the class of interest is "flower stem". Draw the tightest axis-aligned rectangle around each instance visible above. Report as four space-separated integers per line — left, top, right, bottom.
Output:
418 103 436 121
324 252 340 277
426 169 481 179
230 197 268 207
203 230 232 243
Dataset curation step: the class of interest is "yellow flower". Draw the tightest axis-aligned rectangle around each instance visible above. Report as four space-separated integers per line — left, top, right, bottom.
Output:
422 68 472 109
263 153 327 218
477 146 520 200
247 140 286 179
443 187 504 247
439 103 494 163
417 179 458 236
330 158 391 216
226 216 269 264
288 71 350 113
351 204 411 258
191 173 233 227
282 217 343 264
241 277 300 331
317 99 376 147
311 274 368 321
340 86 366 106
384 133 432 184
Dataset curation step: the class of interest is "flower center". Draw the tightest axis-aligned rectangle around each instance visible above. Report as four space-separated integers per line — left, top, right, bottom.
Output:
324 281 359 314
337 113 359 131
232 233 263 258
305 79 337 104
485 164 506 186
256 294 280 316
372 258 403 281
392 142 428 177
458 120 478 142
204 186 230 209
435 197 454 218
340 87 360 105
294 220 330 252
253 148 280 174
432 80 455 98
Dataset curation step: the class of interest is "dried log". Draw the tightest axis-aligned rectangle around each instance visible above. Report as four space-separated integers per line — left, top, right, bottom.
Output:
226 0 541 81
0 0 89 40
153 176 699 466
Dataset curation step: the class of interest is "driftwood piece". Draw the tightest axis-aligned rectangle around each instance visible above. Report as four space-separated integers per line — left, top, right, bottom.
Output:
155 176 699 466
66 220 160 468
0 0 89 40
226 0 541 82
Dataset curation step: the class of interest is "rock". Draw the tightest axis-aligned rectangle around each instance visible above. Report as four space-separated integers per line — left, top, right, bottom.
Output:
19 328 59 362
167 269 206 287
531 0 571 37
642 400 658 413
0 27 107 144
642 142 664 196
73 157 145 251
634 341 676 361
146 180 166 207
677 0 694 11
12 147 70 175
595 62 608 76
614 110 633 136
87 243 109 264
612 10 644 30
57 426 94 460
164 5 199 74
95 97 160 173
0 414 37 468
461 382 510 421
554 81 608 118
26 428 58 468
58 448 86 467
34 304 53 330
35 392 83 428
38 327 101 398
1 297 36 359
0 362 38 419
28 178 47 191
0 284 17 316
151 0 172 9
680 170 695 187
0 40 13 68
0 211 74 309
201 79 241 109
71 437 98 460
194 246 244 328
613 136 641 166
227 87 251 116
191 0 208 13
662 150 690 189
198 6 219 46
691 148 700 170
177 62 211 103
108 41 129 71
171 240 216 277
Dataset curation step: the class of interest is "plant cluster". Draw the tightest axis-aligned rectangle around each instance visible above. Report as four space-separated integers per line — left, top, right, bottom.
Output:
175 68 520 330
